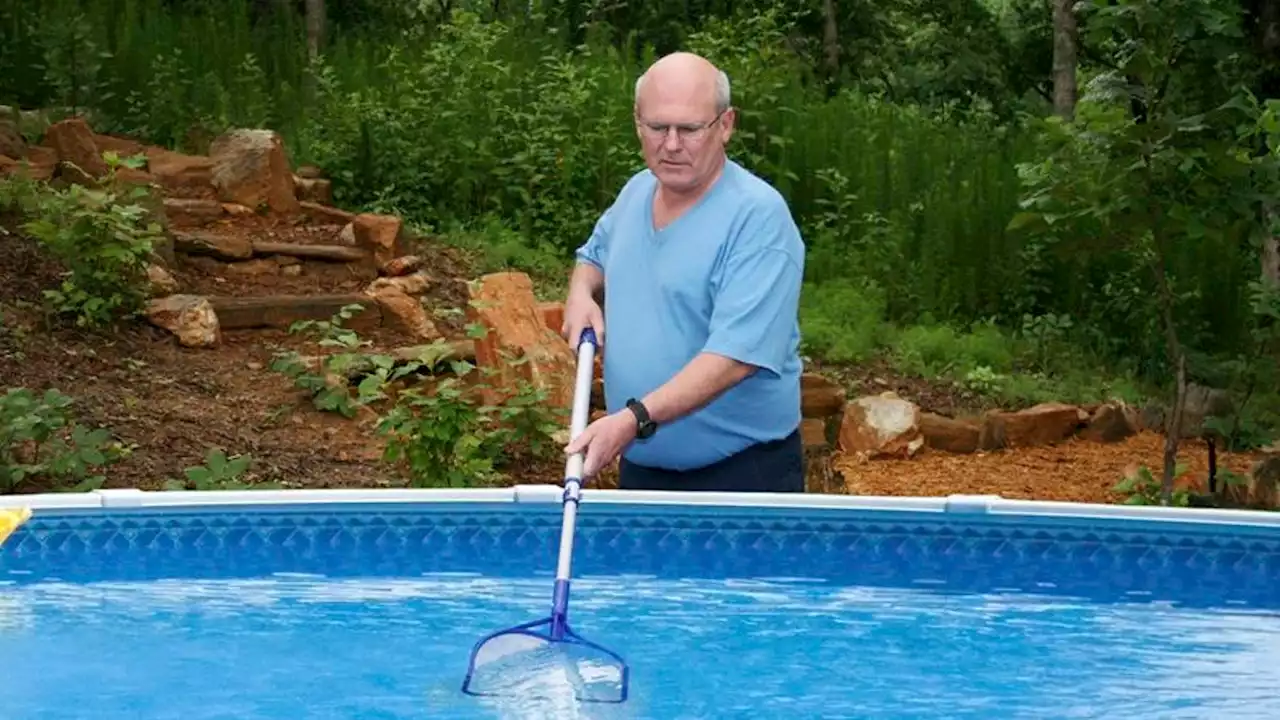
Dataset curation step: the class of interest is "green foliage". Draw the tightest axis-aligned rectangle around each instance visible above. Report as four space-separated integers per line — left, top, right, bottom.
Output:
798 280 888 364
0 387 128 493
4 0 1278 439
269 304 381 418
162 448 269 491
367 343 565 489
0 153 160 329
268 304 564 488
1113 464 1193 507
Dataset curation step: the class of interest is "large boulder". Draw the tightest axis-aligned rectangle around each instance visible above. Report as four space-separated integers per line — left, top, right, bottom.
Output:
0 117 25 160
1080 401 1140 443
351 213 408 269
145 147 214 193
41 117 106 177
919 412 981 454
467 272 577 413
838 392 924 460
980 402 1087 449
208 129 300 213
145 294 221 348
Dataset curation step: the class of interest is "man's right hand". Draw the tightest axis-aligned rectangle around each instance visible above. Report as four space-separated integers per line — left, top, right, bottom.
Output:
562 289 605 349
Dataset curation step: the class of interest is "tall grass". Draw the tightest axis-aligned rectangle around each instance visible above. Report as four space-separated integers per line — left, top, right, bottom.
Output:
0 0 1261 394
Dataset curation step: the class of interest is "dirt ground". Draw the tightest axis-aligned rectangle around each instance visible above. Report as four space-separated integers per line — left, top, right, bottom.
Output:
0 214 556 493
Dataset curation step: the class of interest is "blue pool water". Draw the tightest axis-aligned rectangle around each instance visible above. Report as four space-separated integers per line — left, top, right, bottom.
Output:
1 500 1278 718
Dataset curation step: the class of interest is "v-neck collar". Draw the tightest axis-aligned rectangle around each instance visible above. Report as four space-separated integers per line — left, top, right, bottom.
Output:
646 160 734 238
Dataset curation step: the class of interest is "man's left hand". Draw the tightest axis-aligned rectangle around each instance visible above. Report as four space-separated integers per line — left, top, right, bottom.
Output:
564 410 637 479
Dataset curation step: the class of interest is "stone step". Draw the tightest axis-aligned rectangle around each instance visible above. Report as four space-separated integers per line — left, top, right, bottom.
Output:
208 294 382 330
251 241 367 263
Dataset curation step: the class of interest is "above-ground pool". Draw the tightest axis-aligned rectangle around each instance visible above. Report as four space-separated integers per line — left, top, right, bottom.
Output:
1 486 1278 719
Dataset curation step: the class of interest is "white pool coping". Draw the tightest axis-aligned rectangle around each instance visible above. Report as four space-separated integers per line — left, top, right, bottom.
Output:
1 487 1278 530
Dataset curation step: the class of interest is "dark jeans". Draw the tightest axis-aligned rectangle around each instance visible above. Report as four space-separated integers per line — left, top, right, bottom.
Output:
618 428 805 493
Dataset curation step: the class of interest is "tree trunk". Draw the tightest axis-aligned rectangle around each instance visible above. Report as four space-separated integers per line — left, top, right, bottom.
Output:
1052 0 1078 119
1265 228 1280 287
822 0 840 96
1162 353 1187 504
305 0 325 64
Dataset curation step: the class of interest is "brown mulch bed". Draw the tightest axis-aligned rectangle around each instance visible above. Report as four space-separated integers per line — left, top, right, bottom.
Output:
835 430 1267 504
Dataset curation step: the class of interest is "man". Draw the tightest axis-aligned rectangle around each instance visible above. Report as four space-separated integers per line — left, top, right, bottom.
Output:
561 51 807 493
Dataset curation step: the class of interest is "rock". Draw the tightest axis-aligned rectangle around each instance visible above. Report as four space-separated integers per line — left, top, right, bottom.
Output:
223 258 278 277
172 230 254 260
0 119 25 160
1181 383 1235 438
367 272 431 296
293 176 332 204
382 255 424 277
144 147 213 192
55 160 96 186
301 201 354 226
146 264 180 295
337 222 357 246
1249 457 1280 509
1137 384 1234 438
467 271 578 412
42 117 106 177
90 132 145 158
145 294 220 348
208 128 300 213
919 412 981 454
801 372 846 418
837 392 924 460
538 301 564 334
163 198 224 227
281 264 303 277
21 146 57 179
1081 401 1139 443
364 286 441 343
983 402 1086 449
352 213 406 268
800 417 829 448
295 165 325 179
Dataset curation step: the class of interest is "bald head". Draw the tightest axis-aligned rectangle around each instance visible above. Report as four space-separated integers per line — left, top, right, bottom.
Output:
634 52 731 116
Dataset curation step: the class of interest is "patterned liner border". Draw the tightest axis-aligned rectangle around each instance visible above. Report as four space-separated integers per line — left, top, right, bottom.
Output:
1 488 1278 606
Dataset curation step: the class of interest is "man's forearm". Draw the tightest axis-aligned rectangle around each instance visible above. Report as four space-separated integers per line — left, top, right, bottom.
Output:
640 352 756 425
569 262 604 302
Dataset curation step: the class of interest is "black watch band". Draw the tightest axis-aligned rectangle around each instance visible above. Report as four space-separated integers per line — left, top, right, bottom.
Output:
626 398 658 439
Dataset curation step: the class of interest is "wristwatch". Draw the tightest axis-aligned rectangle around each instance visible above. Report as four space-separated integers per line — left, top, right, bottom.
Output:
625 398 658 439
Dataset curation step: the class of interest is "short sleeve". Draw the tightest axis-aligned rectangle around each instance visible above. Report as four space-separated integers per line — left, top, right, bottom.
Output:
702 203 805 377
574 204 612 270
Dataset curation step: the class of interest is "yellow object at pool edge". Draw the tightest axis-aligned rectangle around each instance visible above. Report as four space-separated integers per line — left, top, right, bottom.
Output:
0 507 32 547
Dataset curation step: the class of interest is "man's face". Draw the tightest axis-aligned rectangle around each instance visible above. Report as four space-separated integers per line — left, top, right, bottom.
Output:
634 85 735 194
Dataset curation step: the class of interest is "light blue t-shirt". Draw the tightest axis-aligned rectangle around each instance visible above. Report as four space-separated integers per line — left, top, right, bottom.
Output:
575 158 805 471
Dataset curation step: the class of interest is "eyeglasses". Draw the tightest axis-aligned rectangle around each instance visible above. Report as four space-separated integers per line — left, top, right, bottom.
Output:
635 109 727 142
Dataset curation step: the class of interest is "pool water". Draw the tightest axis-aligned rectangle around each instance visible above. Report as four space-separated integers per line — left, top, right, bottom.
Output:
1 572 1278 719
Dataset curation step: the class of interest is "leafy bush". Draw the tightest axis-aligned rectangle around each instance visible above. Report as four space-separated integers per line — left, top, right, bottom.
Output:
0 153 160 329
0 387 127 493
